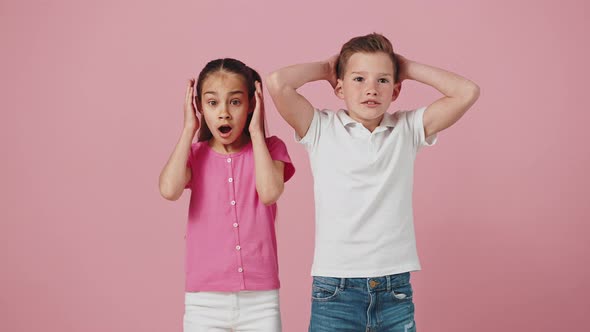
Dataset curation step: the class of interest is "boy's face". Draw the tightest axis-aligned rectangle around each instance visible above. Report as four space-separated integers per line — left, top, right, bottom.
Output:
335 52 400 129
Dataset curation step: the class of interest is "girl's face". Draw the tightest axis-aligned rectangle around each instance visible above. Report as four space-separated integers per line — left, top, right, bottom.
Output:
200 71 251 150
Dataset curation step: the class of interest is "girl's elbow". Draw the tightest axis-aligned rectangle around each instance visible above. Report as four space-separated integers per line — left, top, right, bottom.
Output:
259 186 284 206
159 183 182 201
260 197 278 206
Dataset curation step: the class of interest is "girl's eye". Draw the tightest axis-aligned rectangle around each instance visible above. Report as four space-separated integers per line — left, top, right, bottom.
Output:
230 99 241 106
353 77 364 82
207 100 217 106
378 78 390 83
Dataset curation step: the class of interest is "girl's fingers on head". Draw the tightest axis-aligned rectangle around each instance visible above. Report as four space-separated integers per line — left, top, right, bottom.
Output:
256 81 263 99
186 79 196 105
186 80 193 99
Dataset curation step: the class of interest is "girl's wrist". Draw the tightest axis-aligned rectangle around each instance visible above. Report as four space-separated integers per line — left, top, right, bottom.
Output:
249 132 266 142
182 126 197 138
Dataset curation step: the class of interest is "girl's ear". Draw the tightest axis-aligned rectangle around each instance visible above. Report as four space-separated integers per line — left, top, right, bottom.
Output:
334 79 344 100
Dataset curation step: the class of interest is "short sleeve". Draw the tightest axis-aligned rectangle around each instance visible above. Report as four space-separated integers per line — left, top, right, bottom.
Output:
266 136 296 182
295 109 328 152
407 107 437 150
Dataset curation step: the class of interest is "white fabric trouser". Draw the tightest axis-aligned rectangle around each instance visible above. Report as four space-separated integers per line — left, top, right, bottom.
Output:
183 290 281 332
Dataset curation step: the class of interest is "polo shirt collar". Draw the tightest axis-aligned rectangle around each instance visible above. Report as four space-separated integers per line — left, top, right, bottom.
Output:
339 109 397 129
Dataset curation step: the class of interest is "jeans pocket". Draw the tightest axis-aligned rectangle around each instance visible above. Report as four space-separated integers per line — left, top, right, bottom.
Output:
311 277 341 302
391 281 413 301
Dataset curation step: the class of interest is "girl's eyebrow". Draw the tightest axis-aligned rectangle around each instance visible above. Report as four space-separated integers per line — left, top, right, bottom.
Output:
203 91 245 96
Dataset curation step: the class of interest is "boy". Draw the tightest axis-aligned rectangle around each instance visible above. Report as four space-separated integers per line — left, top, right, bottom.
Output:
266 33 479 331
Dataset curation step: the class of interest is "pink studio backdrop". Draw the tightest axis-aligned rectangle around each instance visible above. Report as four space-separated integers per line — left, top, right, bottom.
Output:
1 0 589 331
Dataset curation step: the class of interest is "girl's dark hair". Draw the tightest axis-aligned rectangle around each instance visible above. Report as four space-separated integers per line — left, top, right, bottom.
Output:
195 58 265 142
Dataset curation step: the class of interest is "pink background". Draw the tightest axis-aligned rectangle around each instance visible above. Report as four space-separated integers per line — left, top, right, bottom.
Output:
2 0 589 331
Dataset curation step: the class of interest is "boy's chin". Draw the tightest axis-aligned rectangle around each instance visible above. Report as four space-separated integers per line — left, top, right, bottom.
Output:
350 108 387 120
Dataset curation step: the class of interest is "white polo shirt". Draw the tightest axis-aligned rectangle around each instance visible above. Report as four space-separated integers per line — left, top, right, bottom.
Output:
297 107 437 277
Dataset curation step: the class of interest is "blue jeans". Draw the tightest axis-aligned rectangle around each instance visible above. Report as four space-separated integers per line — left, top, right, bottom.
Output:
309 272 416 332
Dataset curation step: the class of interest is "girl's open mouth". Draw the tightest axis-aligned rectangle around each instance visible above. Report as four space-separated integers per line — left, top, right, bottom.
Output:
218 125 233 138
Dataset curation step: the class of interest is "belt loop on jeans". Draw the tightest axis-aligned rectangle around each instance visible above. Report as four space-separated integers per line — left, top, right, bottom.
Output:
386 275 391 292
339 278 345 290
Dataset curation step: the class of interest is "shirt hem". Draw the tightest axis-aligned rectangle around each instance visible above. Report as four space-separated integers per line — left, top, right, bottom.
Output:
310 264 421 278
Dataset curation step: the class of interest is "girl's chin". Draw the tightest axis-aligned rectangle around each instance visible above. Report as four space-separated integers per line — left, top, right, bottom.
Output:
212 132 245 145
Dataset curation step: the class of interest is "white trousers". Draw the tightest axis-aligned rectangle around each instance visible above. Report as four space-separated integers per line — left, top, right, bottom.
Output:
183 290 282 332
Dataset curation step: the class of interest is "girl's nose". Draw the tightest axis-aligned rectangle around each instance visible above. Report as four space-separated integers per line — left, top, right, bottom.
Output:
218 108 231 119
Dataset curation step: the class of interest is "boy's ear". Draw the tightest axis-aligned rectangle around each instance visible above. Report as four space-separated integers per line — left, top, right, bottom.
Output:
391 82 402 102
334 79 344 100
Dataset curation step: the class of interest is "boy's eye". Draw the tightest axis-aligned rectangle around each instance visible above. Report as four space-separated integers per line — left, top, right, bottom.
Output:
353 77 364 82
378 78 390 83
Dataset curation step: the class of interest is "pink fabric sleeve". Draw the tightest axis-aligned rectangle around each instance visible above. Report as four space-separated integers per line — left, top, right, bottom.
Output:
266 136 295 182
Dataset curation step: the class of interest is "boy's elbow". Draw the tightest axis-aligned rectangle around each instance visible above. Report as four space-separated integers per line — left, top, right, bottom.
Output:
265 71 286 93
465 81 480 104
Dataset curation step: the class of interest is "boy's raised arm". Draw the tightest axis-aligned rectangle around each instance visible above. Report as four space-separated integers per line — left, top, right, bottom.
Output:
398 55 480 138
266 56 338 139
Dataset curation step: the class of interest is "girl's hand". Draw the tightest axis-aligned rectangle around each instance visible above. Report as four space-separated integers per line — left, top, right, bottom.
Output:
249 81 265 139
184 79 199 133
325 54 339 88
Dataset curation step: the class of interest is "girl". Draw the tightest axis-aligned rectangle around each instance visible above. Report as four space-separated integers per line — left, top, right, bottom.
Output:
159 58 295 331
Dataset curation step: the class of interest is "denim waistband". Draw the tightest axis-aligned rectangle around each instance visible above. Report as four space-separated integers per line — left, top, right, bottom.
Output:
312 272 410 292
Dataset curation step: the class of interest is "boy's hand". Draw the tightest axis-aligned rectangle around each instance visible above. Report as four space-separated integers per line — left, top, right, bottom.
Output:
249 81 265 138
325 55 339 88
396 54 410 82
184 79 199 133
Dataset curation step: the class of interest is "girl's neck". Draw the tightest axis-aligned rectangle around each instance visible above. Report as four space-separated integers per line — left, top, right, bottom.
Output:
208 133 251 154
